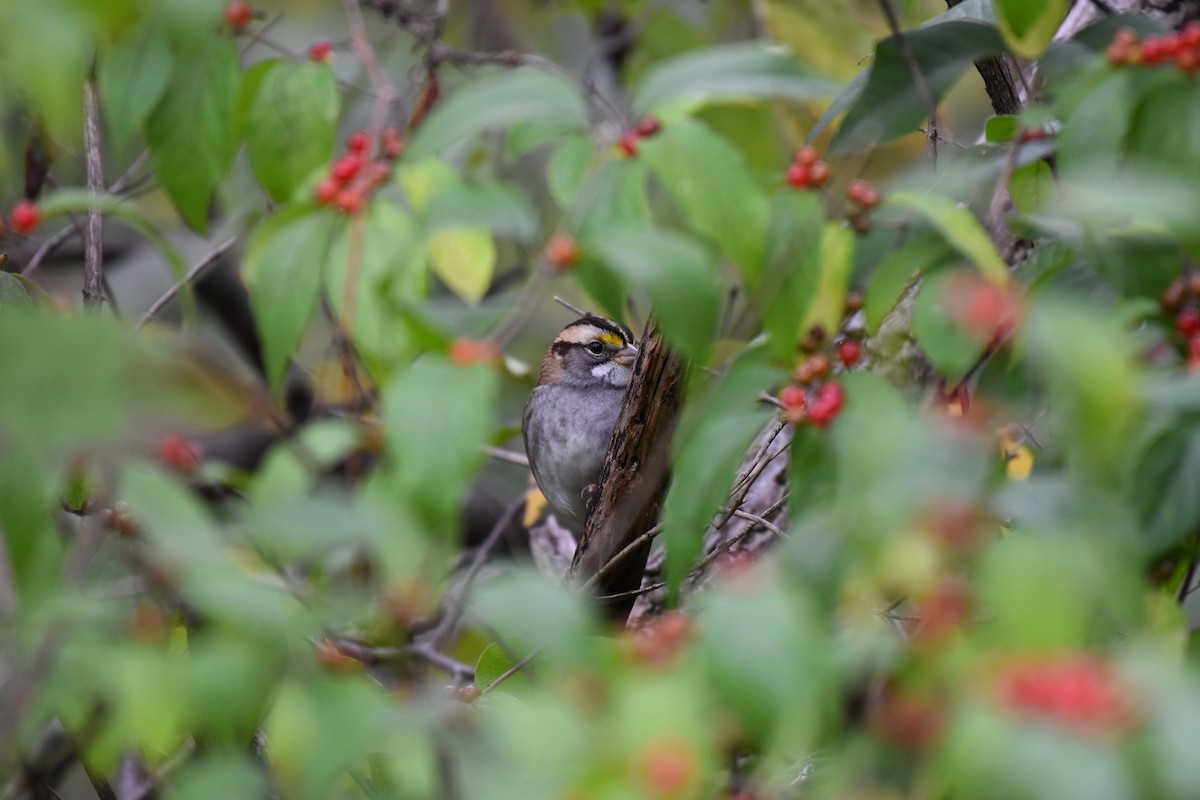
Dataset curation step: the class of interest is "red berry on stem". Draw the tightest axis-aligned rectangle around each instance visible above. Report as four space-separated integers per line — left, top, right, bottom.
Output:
335 189 365 215
794 146 820 166
157 434 201 472
617 130 639 158
313 177 339 205
346 130 370 153
836 339 862 367
448 337 502 366
331 154 363 183
1177 308 1200 336
637 739 698 798
779 384 807 409
634 116 662 138
10 200 41 235
223 0 253 31
381 128 405 160
808 160 831 186
367 161 392 186
308 39 333 62
846 178 881 210
808 381 844 428
786 162 811 189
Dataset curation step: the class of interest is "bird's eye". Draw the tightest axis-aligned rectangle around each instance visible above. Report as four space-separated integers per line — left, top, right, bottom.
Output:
586 341 605 356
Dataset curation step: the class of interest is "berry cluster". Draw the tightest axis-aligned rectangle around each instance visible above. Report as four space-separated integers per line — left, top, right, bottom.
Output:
615 116 662 158
778 295 866 427
991 655 1136 734
1160 274 1200 369
7 200 41 236
785 146 831 189
313 128 404 215
1107 23 1200 71
845 178 882 234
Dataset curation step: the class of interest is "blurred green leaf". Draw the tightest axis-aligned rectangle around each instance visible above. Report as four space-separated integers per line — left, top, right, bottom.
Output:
799 223 855 339
984 114 1019 143
833 21 1005 151
994 0 1067 59
382 357 498 533
1130 426 1200 555
591 227 719 359
547 135 594 209
660 349 778 590
427 226 496 305
1127 76 1200 185
162 755 267 800
424 180 538 241
407 67 588 158
639 117 768 274
756 190 825 357
913 269 986 384
0 1 89 137
632 42 838 115
476 639 534 695
0 273 39 309
1009 160 1054 214
472 569 596 662
864 231 950 333
99 18 173 149
0 450 59 603
885 192 1009 283
245 62 339 202
246 211 337 393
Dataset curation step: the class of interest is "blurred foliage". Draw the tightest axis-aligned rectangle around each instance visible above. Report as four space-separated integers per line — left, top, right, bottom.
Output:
4 0 1200 798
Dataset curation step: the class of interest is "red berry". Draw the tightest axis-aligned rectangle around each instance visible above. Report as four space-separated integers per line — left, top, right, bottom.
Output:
634 116 662 138
617 130 639 158
448 337 502 366
786 163 810 189
808 160 831 187
835 339 862 367
381 127 405 160
793 352 830 384
808 381 844 428
1176 308 1200 336
628 611 691 667
308 40 333 63
912 578 971 642
1019 127 1047 142
1188 334 1200 370
335 189 365 215
157 434 201 472
779 384 807 409
637 738 698 798
846 178 881 210
313 178 339 205
10 200 40 235
366 161 392 186
1141 38 1165 63
948 274 1021 345
543 233 581 270
1184 21 1200 48
223 0 253 31
346 130 370 153
331 154 363 183
794 146 820 166
992 655 1134 734
1176 47 1198 72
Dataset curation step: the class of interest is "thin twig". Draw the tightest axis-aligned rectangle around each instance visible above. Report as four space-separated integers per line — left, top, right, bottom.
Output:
428 498 523 649
23 151 149 277
580 522 663 591
82 73 105 309
134 237 237 331
484 446 529 467
553 295 591 318
479 650 538 695
876 0 941 166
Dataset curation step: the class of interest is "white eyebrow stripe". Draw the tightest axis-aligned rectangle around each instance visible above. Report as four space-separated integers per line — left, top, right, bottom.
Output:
554 324 618 346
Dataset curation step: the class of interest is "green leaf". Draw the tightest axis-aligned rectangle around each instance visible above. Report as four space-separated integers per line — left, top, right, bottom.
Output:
427 227 496 305
864 231 951 333
984 114 1019 143
424 180 538 241
575 160 651 316
0 450 59 603
799 223 854 339
246 212 337 392
639 117 768 274
885 192 1009 283
245 62 339 202
407 67 588 159
995 0 1067 60
324 202 427 371
1127 77 1200 184
475 639 534 695
1055 68 1136 179
0 273 40 309
912 269 986 384
591 227 719 360
547 135 595 209
833 21 1005 151
471 569 596 662
1131 427 1200 555
99 18 172 149
144 35 238 232
1008 160 1054 213
756 190 825 357
382 357 498 533
632 42 838 116
660 349 777 591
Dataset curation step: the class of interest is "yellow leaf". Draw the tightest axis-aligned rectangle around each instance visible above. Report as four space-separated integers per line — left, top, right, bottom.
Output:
427 227 495 305
398 158 457 213
799 223 854 337
999 428 1034 481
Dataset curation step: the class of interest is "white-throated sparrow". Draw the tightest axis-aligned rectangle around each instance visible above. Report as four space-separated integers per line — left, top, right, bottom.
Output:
522 316 639 523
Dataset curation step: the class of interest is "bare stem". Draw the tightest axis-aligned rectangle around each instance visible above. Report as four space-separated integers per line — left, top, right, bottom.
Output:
82 74 105 309
134 237 238 331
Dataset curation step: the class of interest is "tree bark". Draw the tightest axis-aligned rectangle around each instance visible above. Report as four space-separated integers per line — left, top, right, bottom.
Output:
569 317 685 623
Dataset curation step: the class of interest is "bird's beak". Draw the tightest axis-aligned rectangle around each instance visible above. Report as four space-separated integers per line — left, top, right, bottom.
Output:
613 343 638 366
